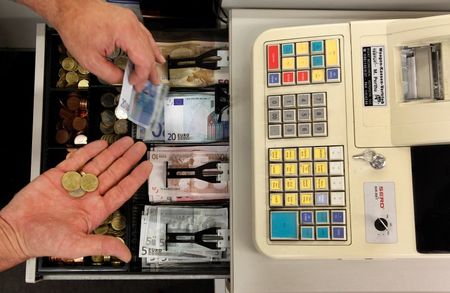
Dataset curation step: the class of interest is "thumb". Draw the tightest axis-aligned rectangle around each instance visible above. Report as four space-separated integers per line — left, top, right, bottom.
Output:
74 234 131 263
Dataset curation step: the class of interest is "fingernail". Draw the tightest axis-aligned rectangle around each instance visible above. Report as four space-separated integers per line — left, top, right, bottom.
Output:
159 54 166 63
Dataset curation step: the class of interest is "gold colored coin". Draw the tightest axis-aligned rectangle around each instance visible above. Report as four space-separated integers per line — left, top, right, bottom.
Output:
61 57 77 71
77 65 89 75
114 55 128 70
111 260 122 266
111 215 126 231
78 79 89 88
80 173 99 192
91 255 104 263
69 188 86 198
61 171 81 192
103 255 111 263
94 224 108 235
66 71 79 85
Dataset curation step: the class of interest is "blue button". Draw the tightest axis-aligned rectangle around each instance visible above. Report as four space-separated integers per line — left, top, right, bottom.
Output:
315 210 329 224
332 226 346 240
270 211 298 240
316 226 330 240
311 55 324 68
282 43 295 56
315 192 329 206
301 226 315 240
300 211 314 225
326 68 340 82
331 210 346 224
311 40 324 54
268 72 281 87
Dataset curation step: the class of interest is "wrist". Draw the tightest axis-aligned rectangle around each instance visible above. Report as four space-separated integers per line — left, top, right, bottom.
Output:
0 214 28 271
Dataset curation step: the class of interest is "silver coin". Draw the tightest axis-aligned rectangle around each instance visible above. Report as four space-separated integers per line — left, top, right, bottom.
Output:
113 119 128 135
100 93 117 108
114 106 128 120
99 122 114 134
101 110 116 126
74 134 88 145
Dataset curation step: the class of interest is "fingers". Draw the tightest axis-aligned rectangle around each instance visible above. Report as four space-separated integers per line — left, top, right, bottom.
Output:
139 23 165 64
82 136 134 176
89 54 124 85
57 140 108 172
74 234 132 262
97 141 147 195
103 160 152 213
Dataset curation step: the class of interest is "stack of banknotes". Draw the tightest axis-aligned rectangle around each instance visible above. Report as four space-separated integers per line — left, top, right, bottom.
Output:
139 205 229 266
148 146 229 203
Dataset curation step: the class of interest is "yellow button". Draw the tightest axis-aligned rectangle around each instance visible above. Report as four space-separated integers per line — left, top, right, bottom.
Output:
311 69 325 83
285 178 298 191
296 56 310 69
269 163 283 177
296 42 309 55
299 147 312 161
269 148 283 162
270 193 283 207
270 178 283 191
282 57 295 71
315 177 329 190
314 146 328 161
300 193 313 206
299 177 313 191
284 163 298 176
285 193 298 206
314 162 328 175
284 148 298 161
325 39 340 67
299 162 312 176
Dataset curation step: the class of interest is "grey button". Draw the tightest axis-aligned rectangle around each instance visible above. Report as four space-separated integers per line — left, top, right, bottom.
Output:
313 122 328 137
312 92 327 107
283 109 296 123
312 107 326 121
268 124 282 139
297 93 311 107
283 124 297 137
297 109 311 122
268 95 282 109
268 110 282 123
283 94 296 108
298 123 312 137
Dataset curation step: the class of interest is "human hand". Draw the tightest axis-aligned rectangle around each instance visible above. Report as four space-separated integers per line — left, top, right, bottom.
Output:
52 0 165 91
0 137 151 271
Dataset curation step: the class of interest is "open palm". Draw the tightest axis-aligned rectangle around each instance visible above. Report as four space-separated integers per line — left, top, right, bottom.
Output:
0 137 150 262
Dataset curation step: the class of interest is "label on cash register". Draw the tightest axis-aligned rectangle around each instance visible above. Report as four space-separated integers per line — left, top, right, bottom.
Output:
362 46 387 107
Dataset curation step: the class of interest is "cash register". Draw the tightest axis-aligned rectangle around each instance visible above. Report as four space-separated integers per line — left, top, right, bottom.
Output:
251 14 450 259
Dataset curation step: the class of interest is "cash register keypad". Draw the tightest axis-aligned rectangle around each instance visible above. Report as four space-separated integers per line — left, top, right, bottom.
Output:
268 146 347 241
268 92 328 139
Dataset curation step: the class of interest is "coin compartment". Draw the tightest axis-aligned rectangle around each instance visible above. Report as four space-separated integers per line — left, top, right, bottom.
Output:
37 204 131 273
88 86 131 143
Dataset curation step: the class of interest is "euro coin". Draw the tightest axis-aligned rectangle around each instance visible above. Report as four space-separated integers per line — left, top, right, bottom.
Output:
69 188 86 198
101 110 116 126
78 79 89 88
113 119 128 135
114 55 128 70
94 224 108 235
111 215 126 231
103 214 113 225
61 57 77 71
91 255 104 263
100 93 116 108
72 117 87 131
80 173 99 192
77 65 89 75
55 129 70 144
66 95 80 111
100 122 114 134
61 171 82 191
66 71 79 85
74 134 88 145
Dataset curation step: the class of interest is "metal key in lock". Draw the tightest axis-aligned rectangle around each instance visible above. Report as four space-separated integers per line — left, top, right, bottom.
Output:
352 149 386 169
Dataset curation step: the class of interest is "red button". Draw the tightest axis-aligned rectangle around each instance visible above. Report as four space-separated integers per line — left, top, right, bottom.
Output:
267 45 280 71
282 72 295 85
297 70 310 84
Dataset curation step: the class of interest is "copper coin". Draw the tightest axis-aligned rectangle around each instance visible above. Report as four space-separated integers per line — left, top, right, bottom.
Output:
59 107 74 120
56 129 70 144
72 117 87 131
79 98 88 111
66 95 80 111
